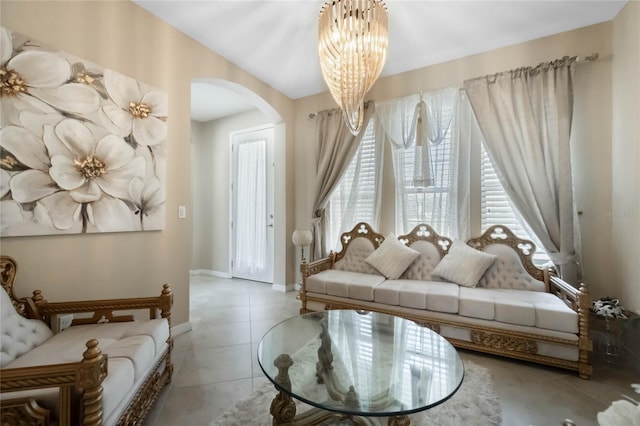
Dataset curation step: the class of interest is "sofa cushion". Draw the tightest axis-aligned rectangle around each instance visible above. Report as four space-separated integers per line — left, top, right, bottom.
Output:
477 244 546 291
365 233 420 279
334 237 381 275
307 269 386 301
0 287 54 367
458 287 578 333
401 240 444 281
375 280 459 313
432 240 497 287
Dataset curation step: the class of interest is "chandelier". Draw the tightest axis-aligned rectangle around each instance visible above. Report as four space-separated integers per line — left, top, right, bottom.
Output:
318 0 388 135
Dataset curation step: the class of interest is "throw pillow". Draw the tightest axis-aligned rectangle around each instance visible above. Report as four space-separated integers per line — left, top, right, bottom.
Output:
0 287 54 367
432 240 498 287
366 233 420 279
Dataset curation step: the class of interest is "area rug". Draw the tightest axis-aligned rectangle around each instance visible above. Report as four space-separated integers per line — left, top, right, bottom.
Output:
212 358 501 426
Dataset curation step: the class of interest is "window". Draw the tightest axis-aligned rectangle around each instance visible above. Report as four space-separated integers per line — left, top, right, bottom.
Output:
481 143 550 265
326 119 379 251
398 134 454 235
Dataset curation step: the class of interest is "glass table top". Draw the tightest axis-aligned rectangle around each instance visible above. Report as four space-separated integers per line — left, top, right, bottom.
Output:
257 310 464 418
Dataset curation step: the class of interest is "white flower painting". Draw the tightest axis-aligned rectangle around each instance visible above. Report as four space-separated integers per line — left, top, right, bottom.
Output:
0 27 167 236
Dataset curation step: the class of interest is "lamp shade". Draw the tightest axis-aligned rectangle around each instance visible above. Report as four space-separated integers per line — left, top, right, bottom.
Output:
292 229 313 246
318 0 388 135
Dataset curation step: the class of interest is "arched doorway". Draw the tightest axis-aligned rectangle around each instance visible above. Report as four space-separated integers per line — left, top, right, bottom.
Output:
189 79 286 290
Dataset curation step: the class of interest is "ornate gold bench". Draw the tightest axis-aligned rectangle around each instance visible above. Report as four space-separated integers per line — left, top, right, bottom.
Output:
0 255 173 425
299 223 592 379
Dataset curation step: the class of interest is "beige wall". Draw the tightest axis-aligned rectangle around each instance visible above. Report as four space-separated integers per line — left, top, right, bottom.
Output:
191 110 271 273
612 1 640 314
0 1 296 326
294 22 620 301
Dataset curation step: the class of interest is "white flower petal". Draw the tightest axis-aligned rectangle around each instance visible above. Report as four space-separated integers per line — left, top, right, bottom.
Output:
18 110 65 139
42 124 71 158
30 83 100 114
10 50 70 88
1 27 13 64
102 103 133 136
132 116 167 146
104 69 141 110
1 94 56 127
95 134 134 170
69 181 101 203
96 156 146 199
0 169 10 197
141 90 168 117
50 154 85 190
38 191 81 230
0 125 50 170
0 200 28 236
90 196 135 232
9 169 59 202
54 119 95 157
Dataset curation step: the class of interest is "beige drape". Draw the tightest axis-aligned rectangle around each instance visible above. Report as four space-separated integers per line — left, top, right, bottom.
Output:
464 56 581 282
311 103 374 260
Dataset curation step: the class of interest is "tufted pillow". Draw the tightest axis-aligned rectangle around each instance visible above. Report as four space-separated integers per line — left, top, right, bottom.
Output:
366 233 420 279
401 240 444 281
334 237 381 275
0 287 53 367
432 240 497 287
477 244 546 291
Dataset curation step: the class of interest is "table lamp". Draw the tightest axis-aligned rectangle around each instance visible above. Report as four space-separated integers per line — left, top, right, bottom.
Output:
292 229 313 263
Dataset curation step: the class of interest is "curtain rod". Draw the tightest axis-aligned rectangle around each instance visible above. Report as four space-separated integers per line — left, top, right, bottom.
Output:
308 100 372 119
308 54 598 118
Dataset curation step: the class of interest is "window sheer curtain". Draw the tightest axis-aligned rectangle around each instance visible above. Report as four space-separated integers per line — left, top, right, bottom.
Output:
327 120 383 252
311 104 374 260
377 88 468 237
464 57 581 282
234 139 266 274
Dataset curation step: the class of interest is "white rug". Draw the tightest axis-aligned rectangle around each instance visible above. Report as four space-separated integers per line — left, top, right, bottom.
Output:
212 358 501 426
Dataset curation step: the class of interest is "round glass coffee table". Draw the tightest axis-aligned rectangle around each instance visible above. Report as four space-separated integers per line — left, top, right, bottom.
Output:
257 310 464 426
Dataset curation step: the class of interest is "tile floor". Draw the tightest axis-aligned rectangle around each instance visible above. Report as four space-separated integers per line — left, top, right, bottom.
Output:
144 276 638 426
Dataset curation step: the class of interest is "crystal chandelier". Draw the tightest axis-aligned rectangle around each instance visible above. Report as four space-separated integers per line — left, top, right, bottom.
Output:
318 0 388 135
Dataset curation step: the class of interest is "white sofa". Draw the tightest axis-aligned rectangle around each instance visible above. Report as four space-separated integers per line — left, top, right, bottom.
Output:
0 255 173 426
299 223 593 379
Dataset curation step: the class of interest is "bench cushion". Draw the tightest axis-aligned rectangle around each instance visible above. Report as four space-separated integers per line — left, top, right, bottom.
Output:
374 280 459 313
307 270 385 301
458 287 578 333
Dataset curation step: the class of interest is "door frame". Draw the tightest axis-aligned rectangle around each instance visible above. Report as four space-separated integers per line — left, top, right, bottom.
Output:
228 123 275 284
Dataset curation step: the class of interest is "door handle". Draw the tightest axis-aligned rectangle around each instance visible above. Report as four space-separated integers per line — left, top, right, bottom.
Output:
267 224 274 228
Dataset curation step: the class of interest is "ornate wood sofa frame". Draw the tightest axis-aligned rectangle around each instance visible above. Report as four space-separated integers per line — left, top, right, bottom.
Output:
0 255 173 425
299 223 593 379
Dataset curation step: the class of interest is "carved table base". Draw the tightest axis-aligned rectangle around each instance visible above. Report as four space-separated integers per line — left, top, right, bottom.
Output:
269 389 410 426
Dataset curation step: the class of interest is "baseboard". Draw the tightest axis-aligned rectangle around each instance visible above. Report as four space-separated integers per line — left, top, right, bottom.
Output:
190 269 232 278
272 282 297 293
171 321 192 336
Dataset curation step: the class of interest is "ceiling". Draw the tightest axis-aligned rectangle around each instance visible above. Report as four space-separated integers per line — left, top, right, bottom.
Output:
134 0 627 121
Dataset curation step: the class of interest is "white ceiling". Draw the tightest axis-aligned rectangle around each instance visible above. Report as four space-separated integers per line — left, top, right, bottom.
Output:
135 0 627 121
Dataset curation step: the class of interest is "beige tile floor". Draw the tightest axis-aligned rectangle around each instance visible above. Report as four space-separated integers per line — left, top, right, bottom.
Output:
144 276 638 426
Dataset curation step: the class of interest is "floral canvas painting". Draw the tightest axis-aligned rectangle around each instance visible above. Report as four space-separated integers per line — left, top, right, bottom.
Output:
0 27 167 236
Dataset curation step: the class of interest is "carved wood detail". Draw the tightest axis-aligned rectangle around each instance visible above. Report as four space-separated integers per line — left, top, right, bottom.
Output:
470 330 538 353
0 398 50 426
398 224 452 258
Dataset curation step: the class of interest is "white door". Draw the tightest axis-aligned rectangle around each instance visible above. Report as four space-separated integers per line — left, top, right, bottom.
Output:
231 126 274 283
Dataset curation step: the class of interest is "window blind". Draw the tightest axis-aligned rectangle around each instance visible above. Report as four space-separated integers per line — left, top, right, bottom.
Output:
480 144 550 264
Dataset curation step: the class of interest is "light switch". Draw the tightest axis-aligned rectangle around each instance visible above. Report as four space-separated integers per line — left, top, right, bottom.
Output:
178 205 186 219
